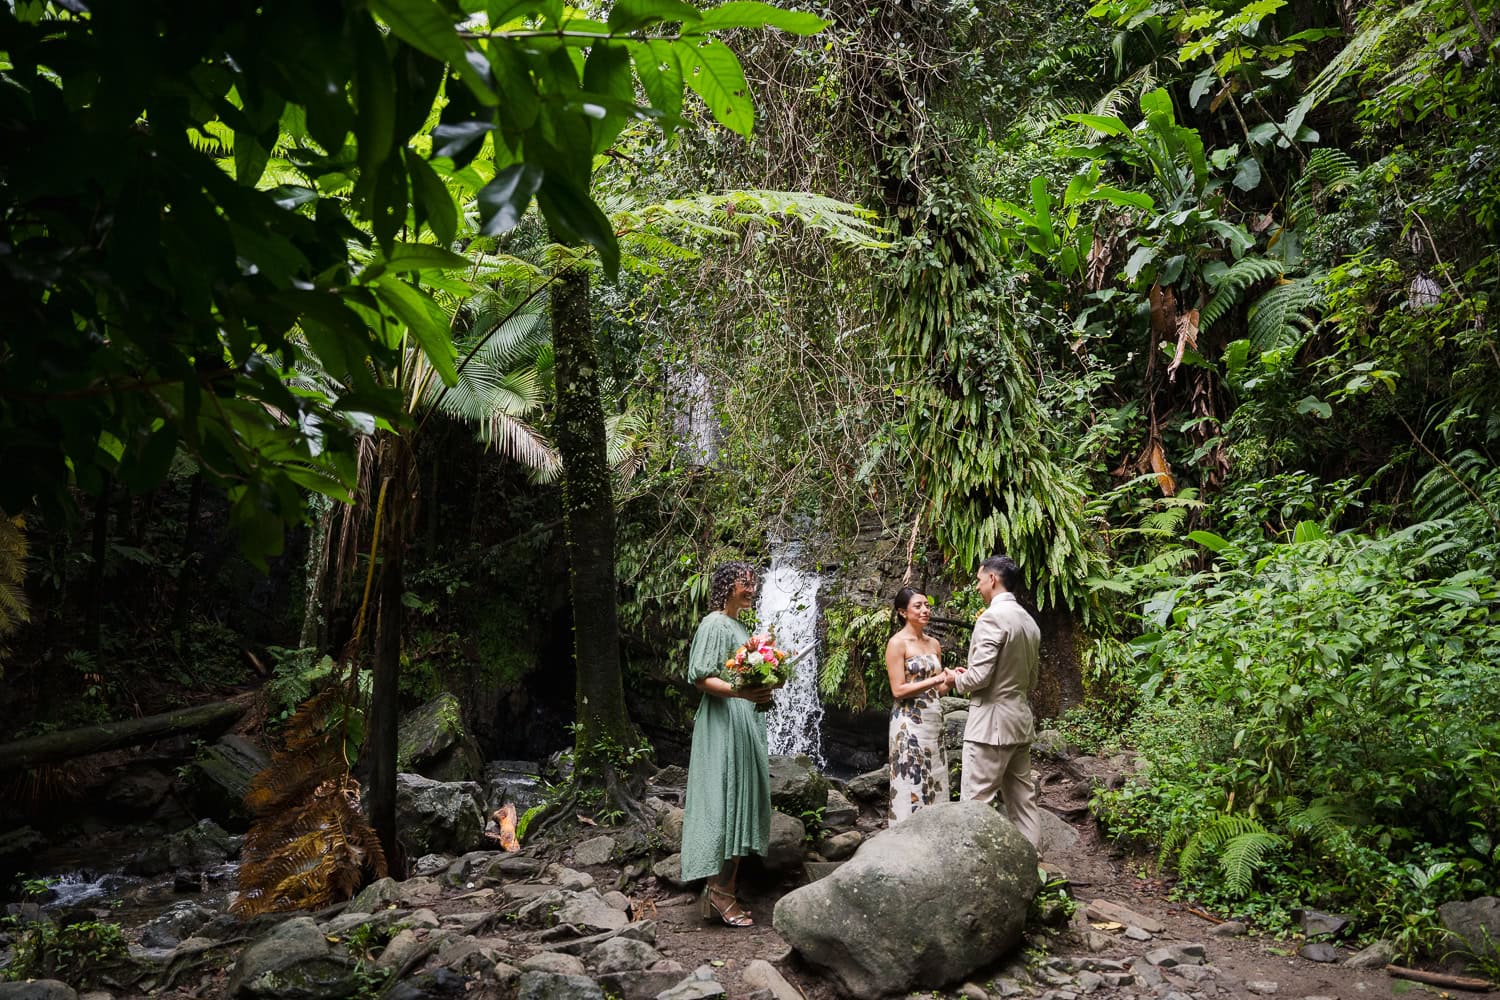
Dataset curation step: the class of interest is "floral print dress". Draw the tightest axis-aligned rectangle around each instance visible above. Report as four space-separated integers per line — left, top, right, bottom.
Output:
888 651 950 823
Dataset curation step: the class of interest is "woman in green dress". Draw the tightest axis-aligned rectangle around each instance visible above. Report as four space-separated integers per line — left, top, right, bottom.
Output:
680 561 778 927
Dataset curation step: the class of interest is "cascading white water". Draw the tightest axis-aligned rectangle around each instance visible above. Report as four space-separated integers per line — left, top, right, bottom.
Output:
757 551 825 767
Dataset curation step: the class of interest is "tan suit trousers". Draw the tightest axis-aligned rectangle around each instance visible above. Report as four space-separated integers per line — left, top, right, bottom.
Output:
961 740 1040 850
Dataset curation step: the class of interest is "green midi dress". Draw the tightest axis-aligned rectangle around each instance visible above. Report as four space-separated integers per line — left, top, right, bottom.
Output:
679 611 772 882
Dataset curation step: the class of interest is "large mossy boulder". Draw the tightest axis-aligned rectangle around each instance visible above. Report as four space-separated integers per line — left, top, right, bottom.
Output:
394 773 486 857
768 754 828 819
773 801 1038 998
397 693 483 783
226 916 357 998
1439 896 1500 970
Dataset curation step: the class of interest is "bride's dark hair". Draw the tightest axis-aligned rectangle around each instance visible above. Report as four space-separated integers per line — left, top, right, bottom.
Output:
709 561 757 611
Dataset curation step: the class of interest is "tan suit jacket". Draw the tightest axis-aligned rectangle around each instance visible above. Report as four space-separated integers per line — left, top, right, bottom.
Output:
952 592 1040 746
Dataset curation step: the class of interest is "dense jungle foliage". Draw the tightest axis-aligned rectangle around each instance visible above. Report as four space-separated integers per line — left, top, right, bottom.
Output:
2 0 1498 961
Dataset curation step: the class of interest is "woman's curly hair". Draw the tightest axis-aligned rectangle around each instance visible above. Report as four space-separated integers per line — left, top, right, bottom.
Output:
709 561 758 611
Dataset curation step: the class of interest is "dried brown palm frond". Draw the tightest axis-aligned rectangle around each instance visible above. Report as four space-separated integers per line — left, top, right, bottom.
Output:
0 512 30 671
232 687 386 917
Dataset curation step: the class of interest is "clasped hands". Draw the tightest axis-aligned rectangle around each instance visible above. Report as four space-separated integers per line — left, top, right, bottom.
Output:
933 668 964 695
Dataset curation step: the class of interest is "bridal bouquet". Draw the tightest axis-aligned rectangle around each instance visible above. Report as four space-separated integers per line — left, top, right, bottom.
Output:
724 636 794 711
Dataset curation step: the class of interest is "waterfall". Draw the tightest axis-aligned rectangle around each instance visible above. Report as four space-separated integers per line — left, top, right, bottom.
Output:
757 551 825 767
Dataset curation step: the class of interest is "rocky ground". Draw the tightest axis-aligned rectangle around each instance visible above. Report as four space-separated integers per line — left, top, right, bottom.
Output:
2 733 1497 1000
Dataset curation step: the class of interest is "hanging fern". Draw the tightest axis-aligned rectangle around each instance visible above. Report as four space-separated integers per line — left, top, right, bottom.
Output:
233 686 387 916
1413 449 1500 522
1287 148 1360 228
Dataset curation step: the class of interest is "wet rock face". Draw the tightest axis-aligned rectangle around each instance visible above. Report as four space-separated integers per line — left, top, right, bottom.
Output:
773 800 1039 998
126 818 236 876
1439 895 1500 969
225 916 357 998
187 735 270 827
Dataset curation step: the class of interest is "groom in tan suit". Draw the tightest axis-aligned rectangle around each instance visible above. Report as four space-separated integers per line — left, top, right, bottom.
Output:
945 555 1042 848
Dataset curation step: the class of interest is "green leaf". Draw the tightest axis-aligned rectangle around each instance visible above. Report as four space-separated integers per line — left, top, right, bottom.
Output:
687 1 827 34
1088 185 1155 212
406 148 458 245
583 43 634 153
369 0 497 104
1203 219 1252 257
608 0 702 31
1064 112 1131 136
1247 122 1281 145
1233 157 1262 191
630 40 684 125
384 243 471 273
1290 520 1329 544
477 162 545 236
372 278 458 386
537 174 620 278
1294 395 1332 419
354 17 397 179
1124 245 1157 283
1189 68 1216 108
677 37 754 137
1187 529 1232 552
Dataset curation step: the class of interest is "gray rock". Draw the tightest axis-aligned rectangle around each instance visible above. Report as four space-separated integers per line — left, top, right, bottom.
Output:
994 978 1024 997
816 830 862 861
656 805 685 852
187 735 270 825
574 835 616 867
412 853 452 876
225 915 356 998
1084 899 1165 933
844 769 888 803
1081 930 1112 952
437 937 503 975
763 811 807 873
548 864 597 891
397 692 482 782
651 857 687 887
773 801 1038 999
597 970 683 1000
493 854 546 877
1130 962 1163 987
376 928 425 969
554 889 631 932
394 773 486 856
1296 908 1350 938
1343 938 1395 969
139 900 215 949
590 936 661 974
1031 729 1076 759
128 818 236 875
523 952 589 976
743 959 803 1000
0 983 78 1000
958 984 988 1000
493 962 522 988
768 755 829 817
1298 942 1339 963
1211 920 1248 936
1439 896 1500 967
1245 982 1279 995
104 766 173 817
346 876 402 913
1075 970 1104 993
515 971 606 1000
536 920 658 957
655 980 726 1000
1035 808 1080 857
1123 925 1152 941
823 789 858 828
1143 943 1206 967
602 890 631 911
1173 964 1216 983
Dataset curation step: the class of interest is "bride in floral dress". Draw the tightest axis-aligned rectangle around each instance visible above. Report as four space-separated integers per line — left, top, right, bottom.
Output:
885 588 952 822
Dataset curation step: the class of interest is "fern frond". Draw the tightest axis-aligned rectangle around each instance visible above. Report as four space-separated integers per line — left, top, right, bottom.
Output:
1219 830 1284 896
1248 275 1322 351
1201 257 1284 332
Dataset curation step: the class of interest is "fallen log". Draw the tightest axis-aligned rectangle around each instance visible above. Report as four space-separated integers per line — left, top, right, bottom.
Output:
0 698 248 771
1385 964 1495 992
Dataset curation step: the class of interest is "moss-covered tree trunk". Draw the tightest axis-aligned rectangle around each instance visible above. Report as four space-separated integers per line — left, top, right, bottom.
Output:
550 265 637 796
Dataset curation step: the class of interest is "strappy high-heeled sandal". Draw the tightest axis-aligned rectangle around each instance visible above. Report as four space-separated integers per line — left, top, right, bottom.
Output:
700 884 754 926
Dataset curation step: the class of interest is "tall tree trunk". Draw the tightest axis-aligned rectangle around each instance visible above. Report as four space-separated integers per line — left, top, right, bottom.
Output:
366 447 409 872
550 265 636 787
